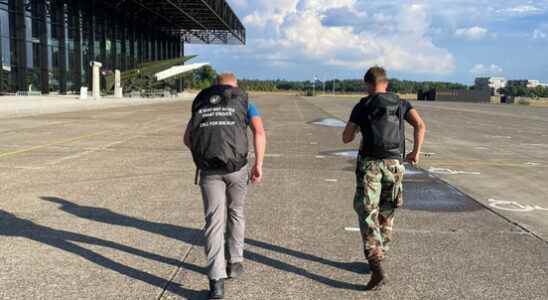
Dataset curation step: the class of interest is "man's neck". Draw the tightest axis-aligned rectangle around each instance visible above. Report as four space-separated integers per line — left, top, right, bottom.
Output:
369 90 387 95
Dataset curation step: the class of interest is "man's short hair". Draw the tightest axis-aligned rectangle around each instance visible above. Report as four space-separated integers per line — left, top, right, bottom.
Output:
217 73 237 85
364 66 388 84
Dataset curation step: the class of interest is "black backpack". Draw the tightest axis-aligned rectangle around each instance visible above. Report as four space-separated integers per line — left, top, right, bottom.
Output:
363 93 404 159
189 85 249 173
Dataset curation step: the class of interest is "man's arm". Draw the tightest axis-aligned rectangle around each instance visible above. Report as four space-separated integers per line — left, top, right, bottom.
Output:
250 116 266 184
405 109 426 165
184 122 192 150
342 122 359 144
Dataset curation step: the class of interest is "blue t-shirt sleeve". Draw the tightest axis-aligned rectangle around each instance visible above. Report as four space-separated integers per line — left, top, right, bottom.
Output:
246 102 261 124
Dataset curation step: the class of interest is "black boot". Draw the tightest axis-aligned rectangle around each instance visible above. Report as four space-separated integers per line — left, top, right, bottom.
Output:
208 279 225 299
365 258 386 291
227 262 244 279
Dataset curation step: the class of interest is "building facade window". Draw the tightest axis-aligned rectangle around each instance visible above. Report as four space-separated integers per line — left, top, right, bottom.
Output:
0 0 184 94
0 3 11 92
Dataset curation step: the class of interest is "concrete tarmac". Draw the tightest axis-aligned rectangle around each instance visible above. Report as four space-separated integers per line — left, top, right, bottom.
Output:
0 95 546 299
310 96 548 242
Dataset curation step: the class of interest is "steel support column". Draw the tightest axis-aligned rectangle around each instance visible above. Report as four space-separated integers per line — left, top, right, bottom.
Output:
99 16 106 67
55 0 67 94
86 0 96 86
36 0 49 94
120 18 127 71
10 0 27 92
151 35 156 61
176 40 184 92
71 0 83 91
111 17 118 70
137 28 143 65
129 21 135 69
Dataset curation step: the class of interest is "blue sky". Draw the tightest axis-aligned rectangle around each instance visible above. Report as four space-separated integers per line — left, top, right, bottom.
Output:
187 0 548 84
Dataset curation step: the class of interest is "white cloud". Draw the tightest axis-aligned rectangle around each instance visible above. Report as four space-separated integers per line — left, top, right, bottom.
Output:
188 0 548 79
497 5 544 16
236 1 455 74
533 29 547 39
533 24 548 40
455 26 489 40
470 64 504 76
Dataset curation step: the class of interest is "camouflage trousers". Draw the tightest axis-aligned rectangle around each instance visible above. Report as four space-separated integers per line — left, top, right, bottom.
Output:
354 156 405 261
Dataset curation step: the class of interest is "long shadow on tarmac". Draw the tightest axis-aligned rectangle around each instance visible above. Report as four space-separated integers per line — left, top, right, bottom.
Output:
0 209 208 299
37 197 366 297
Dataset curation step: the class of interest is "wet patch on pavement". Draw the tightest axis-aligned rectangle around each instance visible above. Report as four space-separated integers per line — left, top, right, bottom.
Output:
403 173 482 212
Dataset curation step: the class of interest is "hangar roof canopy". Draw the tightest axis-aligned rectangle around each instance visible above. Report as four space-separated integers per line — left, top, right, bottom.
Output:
104 0 246 45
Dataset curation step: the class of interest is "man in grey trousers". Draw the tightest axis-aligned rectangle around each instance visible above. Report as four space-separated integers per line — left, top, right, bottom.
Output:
184 73 266 299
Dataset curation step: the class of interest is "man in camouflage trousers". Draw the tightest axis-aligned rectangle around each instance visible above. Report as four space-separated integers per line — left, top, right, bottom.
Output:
343 66 426 290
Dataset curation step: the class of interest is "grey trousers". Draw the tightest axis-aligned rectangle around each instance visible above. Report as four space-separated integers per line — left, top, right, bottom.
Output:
199 166 248 280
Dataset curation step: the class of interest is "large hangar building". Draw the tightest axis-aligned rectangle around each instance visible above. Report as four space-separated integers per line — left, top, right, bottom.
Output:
0 0 245 94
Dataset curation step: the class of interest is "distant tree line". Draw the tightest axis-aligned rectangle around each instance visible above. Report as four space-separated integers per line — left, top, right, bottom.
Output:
180 66 470 94
498 81 548 98
238 78 469 94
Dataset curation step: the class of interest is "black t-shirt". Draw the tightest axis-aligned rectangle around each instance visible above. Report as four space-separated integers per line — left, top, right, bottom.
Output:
349 93 414 159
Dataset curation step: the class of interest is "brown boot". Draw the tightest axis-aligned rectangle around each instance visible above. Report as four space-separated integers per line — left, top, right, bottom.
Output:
365 258 386 291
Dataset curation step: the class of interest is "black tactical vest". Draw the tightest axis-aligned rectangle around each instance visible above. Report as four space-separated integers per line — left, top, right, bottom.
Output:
190 85 249 173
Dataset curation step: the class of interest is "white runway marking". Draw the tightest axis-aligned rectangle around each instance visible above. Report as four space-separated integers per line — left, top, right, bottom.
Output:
324 179 338 182
345 227 360 232
428 167 481 175
310 142 318 145
332 150 358 158
405 169 423 176
345 226 526 235
311 118 346 128
526 162 540 166
488 199 548 213
490 135 512 139
315 155 326 159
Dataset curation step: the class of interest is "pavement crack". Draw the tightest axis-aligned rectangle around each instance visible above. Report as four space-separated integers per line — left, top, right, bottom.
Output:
157 226 205 300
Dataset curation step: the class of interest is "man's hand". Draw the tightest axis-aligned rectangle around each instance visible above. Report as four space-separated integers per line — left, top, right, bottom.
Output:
251 164 263 184
342 122 359 144
406 151 420 166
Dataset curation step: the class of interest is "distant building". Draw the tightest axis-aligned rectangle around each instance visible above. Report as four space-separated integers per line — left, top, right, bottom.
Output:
474 77 507 95
418 88 492 103
507 79 548 89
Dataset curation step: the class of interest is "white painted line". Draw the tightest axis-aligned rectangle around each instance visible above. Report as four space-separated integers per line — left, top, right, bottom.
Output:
312 118 347 128
525 162 540 166
428 167 480 175
332 150 358 158
310 142 318 145
404 168 423 176
491 135 512 139
488 199 548 213
324 179 338 182
316 155 326 159
344 227 360 232
12 166 45 170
